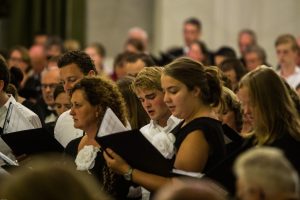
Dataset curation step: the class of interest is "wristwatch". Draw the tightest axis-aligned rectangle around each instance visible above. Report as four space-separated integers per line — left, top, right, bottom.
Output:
123 167 133 181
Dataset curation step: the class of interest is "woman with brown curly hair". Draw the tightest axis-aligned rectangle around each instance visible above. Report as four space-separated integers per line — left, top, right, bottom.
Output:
65 76 131 199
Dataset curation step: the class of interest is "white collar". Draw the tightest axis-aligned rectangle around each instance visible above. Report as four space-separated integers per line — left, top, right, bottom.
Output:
150 115 181 131
3 95 16 109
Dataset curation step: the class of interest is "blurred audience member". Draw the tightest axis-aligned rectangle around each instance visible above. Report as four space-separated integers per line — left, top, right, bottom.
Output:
45 35 65 60
64 39 81 52
187 41 211 65
85 42 106 75
124 38 145 54
217 87 243 133
37 67 60 123
111 52 130 81
0 156 112 200
117 76 150 129
154 178 228 200
127 27 149 51
53 84 71 117
8 46 32 88
244 45 270 71
123 53 155 77
219 58 247 92
234 147 299 200
296 83 300 97
296 35 300 66
164 17 202 61
238 29 257 65
20 44 47 102
47 55 60 69
33 32 48 46
214 46 237 66
275 34 300 89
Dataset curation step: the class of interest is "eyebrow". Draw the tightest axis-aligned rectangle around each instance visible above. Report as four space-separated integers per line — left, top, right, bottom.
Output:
165 86 177 90
145 93 155 99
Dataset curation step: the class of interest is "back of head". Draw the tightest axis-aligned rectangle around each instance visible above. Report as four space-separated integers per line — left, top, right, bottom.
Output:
218 86 243 132
234 147 299 199
57 50 97 75
53 83 65 100
132 66 164 92
0 156 112 200
125 38 145 53
239 66 300 144
184 17 202 32
215 46 237 59
0 56 10 92
9 66 24 90
154 178 227 200
45 35 65 56
128 27 148 44
164 57 222 107
125 52 155 67
220 58 247 82
64 39 81 52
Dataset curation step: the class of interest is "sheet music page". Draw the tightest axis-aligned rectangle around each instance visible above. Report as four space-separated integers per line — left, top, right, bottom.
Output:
172 169 204 178
4 104 34 134
97 107 131 137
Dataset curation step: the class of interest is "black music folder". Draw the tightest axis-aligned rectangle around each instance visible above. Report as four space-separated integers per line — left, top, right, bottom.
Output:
96 129 174 177
1 128 64 157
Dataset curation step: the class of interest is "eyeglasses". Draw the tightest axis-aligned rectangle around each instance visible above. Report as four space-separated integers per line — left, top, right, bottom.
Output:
41 83 58 89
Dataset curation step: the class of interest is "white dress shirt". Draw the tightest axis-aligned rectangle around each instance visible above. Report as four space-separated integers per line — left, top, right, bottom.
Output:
278 66 300 89
139 115 181 200
140 115 182 139
0 95 42 165
0 95 42 133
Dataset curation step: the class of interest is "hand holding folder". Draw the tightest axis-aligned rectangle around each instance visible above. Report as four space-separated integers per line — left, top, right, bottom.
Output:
96 108 173 177
97 129 173 177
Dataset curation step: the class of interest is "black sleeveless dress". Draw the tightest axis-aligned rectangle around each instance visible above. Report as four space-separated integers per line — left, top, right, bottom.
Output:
65 137 131 200
172 117 226 173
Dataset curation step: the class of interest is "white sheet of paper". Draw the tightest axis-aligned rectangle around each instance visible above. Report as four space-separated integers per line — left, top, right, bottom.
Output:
172 169 204 178
97 107 130 137
0 151 18 166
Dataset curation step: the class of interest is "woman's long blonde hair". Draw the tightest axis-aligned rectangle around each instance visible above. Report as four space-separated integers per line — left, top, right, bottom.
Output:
239 66 300 145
